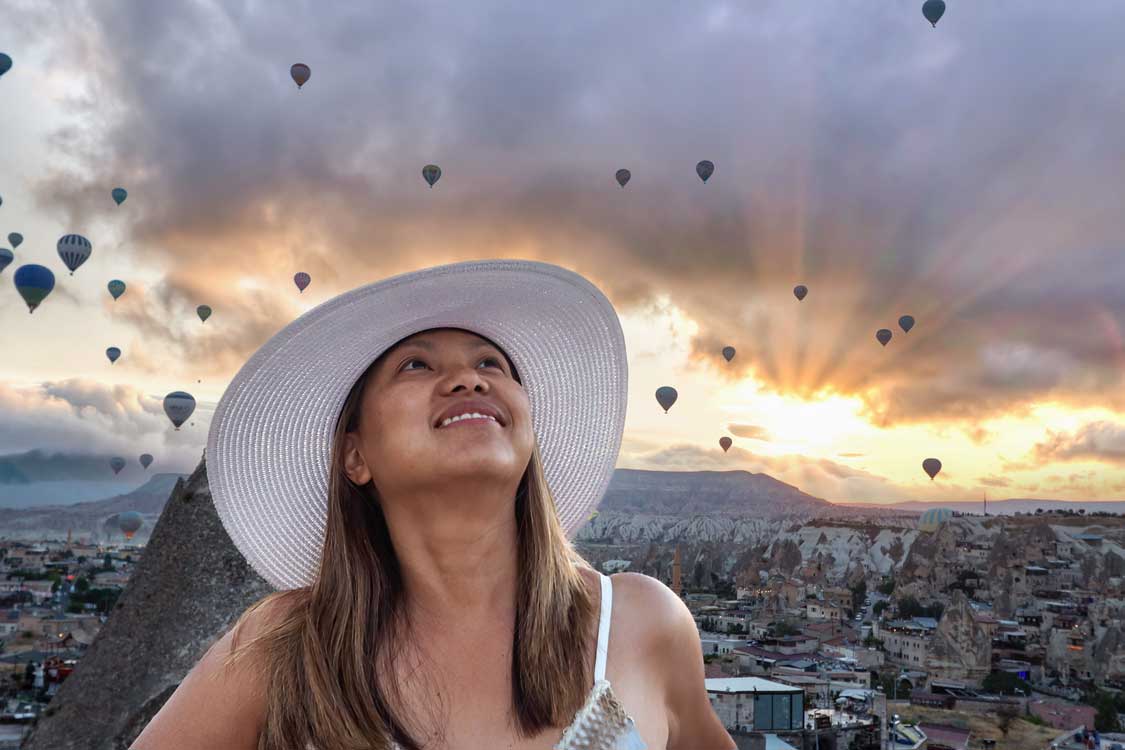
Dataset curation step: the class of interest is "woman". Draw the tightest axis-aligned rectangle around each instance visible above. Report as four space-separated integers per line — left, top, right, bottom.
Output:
132 260 735 750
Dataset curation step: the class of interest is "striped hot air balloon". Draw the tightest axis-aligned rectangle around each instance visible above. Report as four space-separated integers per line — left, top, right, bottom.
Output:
163 391 196 430
57 234 92 275
918 507 954 532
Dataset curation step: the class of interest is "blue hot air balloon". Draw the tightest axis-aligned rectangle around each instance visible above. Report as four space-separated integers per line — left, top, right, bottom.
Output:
7 233 21 248
615 169 631 188
899 315 915 333
14 264 55 313
922 0 945 27
0 248 12 274
163 391 196 430
139 453 154 469
422 164 442 188
111 187 127 206
0 53 12 78
794 285 808 302
57 234 92 275
110 456 126 475
919 507 954 532
655 386 678 413
722 346 735 362
106 347 121 364
876 329 892 347
696 160 714 183
108 279 126 300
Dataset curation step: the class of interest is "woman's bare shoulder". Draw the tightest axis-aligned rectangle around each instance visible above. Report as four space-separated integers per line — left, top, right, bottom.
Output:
129 593 302 750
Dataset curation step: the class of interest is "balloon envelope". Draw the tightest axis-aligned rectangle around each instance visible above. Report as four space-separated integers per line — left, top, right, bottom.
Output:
7 233 21 248
111 187 127 205
922 457 942 480
615 169 631 188
919 507 954 532
719 437 732 453
110 457 126 475
0 53 11 77
722 346 736 362
655 386 678 413
163 391 196 430
197 304 212 322
57 234 92 275
14 264 55 313
106 347 121 364
422 164 442 187
139 453 153 469
794 285 808 301
899 315 915 333
119 510 143 539
0 248 12 274
696 160 714 182
290 63 310 88
108 280 126 300
294 272 311 292
876 329 892 346
922 0 945 26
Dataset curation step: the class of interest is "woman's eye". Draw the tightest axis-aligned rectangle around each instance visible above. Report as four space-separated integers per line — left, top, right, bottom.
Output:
401 357 503 371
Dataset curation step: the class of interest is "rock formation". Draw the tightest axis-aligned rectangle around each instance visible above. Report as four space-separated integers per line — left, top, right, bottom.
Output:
926 590 992 685
22 456 274 750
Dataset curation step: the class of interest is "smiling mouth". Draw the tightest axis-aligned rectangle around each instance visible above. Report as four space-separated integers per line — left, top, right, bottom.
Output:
436 415 502 430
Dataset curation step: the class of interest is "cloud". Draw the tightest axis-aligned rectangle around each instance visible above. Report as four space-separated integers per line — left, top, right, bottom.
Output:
1032 421 1125 465
728 423 771 440
977 475 1012 488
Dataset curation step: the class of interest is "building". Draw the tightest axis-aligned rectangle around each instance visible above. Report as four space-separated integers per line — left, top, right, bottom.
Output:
705 676 805 734
874 618 934 667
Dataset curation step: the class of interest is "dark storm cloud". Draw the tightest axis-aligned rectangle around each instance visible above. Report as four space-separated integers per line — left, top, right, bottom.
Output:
17 0 1125 425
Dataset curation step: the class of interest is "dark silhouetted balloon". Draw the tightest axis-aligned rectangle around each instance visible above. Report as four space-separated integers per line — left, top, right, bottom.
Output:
655 386 678 413
163 391 196 430
111 187 127 206
110 457 126 475
722 346 736 363
106 347 121 364
794 285 808 302
290 63 310 89
615 169 631 188
108 280 126 300
14 264 55 313
720 437 732 453
197 304 212 323
7 233 21 248
57 234 92 275
922 0 945 27
696 160 714 183
294 272 311 293
423 164 442 187
922 457 942 480
876 329 892 347
119 510 143 540
899 315 915 333
0 53 11 78
139 453 153 469
0 248 11 274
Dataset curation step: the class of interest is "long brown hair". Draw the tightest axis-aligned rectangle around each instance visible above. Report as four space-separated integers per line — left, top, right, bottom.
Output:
222 329 600 749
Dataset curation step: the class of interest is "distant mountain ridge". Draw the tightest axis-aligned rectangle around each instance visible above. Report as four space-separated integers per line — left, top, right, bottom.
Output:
867 498 1125 515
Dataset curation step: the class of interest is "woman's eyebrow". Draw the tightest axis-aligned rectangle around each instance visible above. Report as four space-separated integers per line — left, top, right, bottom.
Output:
400 339 499 354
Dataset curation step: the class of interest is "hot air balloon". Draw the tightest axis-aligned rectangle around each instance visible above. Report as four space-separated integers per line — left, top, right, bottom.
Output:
14 264 55 313
719 437 732 453
163 391 196 430
696 160 714 183
722 346 736 363
106 347 121 364
899 315 915 333
0 53 11 78
197 304 212 323
794 285 808 301
103 513 121 539
876 329 892 347
922 457 942 480
422 164 442 188
922 0 945 27
111 187 127 206
110 457 126 475
119 511 143 540
294 272 311 293
7 233 21 248
615 169 631 188
108 279 126 300
57 234 92 275
655 386 678 413
290 63 311 89
918 507 954 532
0 248 11 274
139 453 153 469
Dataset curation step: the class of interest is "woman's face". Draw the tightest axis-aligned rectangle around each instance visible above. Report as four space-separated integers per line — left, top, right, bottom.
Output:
342 328 535 504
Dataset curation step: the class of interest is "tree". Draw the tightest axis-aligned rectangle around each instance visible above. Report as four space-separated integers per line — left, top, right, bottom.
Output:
873 601 889 616
982 671 1032 696
996 704 1020 737
878 577 896 596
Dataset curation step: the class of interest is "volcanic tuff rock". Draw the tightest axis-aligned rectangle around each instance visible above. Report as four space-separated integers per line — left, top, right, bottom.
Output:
926 590 992 684
22 456 273 750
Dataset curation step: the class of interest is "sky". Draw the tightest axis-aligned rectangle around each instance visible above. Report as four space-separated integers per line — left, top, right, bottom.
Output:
2 0 1125 504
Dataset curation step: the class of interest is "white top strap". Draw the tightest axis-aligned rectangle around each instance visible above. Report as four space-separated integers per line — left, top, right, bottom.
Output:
593 572 613 683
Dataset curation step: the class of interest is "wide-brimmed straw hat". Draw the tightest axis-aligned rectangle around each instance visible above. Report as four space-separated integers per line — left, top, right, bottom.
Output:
206 259 629 590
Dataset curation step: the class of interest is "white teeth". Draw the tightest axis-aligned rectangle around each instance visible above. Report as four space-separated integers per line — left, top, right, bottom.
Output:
439 412 498 428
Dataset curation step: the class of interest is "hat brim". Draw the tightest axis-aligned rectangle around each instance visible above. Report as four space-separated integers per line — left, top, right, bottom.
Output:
206 259 628 590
